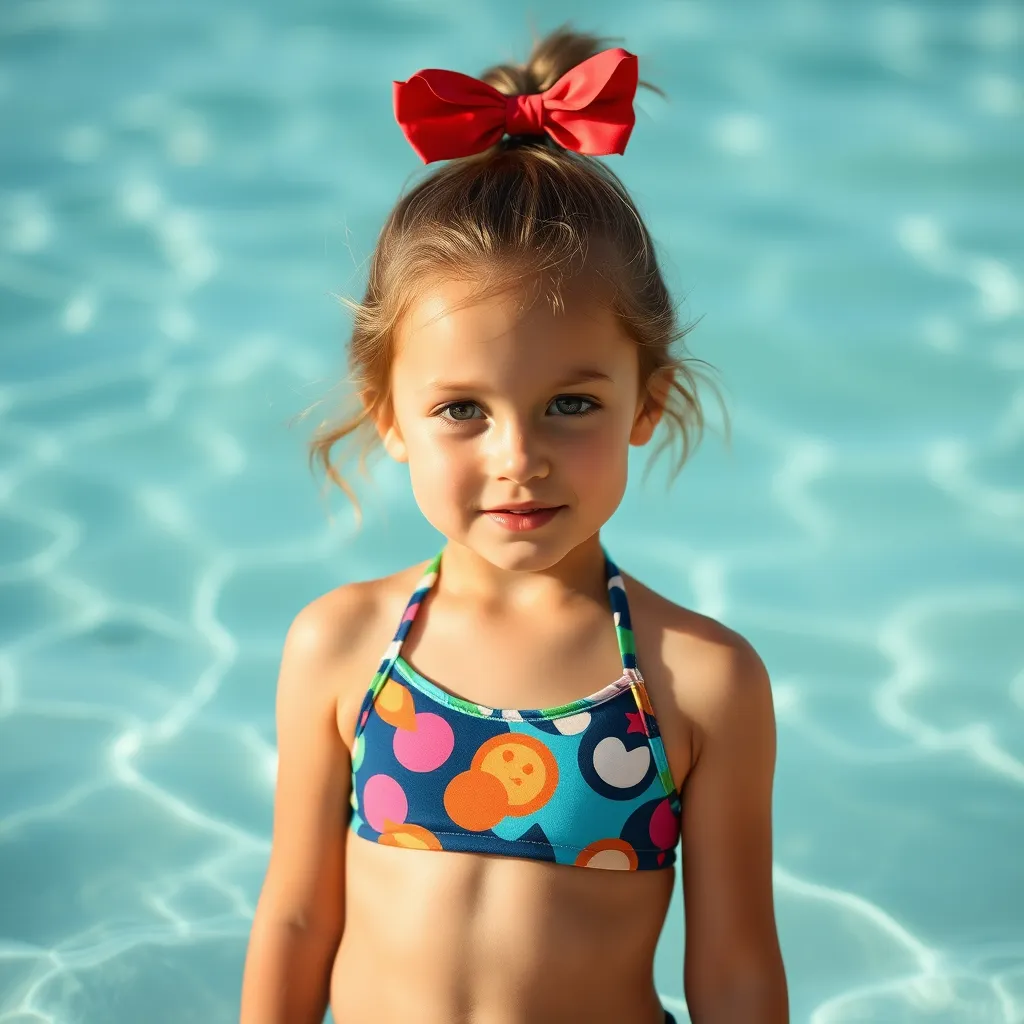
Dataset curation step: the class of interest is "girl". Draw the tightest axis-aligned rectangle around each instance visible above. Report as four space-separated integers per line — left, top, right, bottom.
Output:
240 26 788 1024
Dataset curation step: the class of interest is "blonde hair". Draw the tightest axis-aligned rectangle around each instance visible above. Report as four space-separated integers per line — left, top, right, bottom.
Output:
307 25 727 520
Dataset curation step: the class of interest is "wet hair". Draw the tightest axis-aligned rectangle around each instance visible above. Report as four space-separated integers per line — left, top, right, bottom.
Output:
306 25 727 520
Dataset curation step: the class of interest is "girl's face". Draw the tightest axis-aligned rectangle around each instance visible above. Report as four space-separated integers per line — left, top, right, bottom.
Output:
375 276 663 571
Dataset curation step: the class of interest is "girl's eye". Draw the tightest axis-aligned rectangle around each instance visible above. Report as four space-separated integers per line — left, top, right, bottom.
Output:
440 401 483 422
437 395 598 425
549 395 597 417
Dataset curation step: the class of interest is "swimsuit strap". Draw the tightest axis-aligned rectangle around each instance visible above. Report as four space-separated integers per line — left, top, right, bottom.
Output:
602 548 638 674
604 551 683 814
370 546 635 689
364 549 443 707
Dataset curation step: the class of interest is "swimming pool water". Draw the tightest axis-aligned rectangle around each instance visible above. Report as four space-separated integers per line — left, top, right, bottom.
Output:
1 1 1022 1021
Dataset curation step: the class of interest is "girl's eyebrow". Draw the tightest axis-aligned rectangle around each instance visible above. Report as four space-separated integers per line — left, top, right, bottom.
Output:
423 369 614 393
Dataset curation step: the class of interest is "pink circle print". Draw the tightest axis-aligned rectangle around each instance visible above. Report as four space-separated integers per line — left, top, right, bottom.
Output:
393 712 455 772
362 774 408 833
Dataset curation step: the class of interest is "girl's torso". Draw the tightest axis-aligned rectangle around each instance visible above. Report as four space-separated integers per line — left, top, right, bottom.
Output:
330 551 695 1024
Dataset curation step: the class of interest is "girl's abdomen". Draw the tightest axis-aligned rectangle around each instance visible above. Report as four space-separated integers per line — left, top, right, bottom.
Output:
331 830 674 1023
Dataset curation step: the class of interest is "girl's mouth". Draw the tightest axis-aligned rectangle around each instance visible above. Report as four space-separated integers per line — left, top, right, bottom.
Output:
482 507 564 532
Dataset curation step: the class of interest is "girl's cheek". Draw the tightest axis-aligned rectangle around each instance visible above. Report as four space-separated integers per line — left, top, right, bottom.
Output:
418 431 474 471
560 422 626 471
408 431 480 492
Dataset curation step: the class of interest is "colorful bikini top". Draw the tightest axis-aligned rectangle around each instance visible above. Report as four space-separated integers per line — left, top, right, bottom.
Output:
348 547 682 871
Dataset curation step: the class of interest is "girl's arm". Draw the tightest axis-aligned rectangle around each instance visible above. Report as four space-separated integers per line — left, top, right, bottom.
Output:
240 595 356 1024
678 635 789 1023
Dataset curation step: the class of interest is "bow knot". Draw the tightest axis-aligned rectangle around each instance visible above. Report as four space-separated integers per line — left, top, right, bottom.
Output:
393 47 639 163
505 92 546 137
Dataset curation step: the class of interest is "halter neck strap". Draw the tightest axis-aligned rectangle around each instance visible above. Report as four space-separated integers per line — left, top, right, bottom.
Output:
603 551 637 673
373 546 637 688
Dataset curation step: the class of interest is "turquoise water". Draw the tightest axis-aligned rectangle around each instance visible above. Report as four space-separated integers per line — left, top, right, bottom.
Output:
1 0 1022 1020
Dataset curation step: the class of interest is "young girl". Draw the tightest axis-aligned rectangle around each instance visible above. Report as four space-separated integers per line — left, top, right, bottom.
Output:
240 26 788 1024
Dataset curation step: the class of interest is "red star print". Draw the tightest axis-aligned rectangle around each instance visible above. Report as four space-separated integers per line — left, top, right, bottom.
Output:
625 710 647 735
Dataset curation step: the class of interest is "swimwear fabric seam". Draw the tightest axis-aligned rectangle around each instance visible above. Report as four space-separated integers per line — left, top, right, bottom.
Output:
356 827 677 855
391 655 639 720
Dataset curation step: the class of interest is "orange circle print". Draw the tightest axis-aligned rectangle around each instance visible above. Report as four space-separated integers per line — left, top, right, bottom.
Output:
444 768 509 831
471 733 558 816
375 678 417 731
575 838 639 871
378 823 443 851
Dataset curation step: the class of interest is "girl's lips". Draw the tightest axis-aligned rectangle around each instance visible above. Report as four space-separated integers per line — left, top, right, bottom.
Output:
483 503 558 512
483 507 564 532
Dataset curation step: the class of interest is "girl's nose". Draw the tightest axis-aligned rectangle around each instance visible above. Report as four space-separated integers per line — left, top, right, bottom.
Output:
486 418 550 483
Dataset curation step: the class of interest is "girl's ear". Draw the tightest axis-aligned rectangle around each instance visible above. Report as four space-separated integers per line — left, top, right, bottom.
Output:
368 395 409 463
629 369 672 447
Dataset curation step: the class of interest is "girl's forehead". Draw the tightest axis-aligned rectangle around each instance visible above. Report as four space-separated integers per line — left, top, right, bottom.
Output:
394 277 630 373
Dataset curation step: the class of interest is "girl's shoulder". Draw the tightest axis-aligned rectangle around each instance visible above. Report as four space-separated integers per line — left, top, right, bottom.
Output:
291 556 432 652
280 558 434 747
621 569 774 761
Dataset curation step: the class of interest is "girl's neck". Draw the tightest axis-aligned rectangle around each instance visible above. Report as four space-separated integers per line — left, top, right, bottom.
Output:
434 533 611 615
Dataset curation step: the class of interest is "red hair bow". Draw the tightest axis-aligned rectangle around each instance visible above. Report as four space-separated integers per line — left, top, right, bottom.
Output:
393 47 639 163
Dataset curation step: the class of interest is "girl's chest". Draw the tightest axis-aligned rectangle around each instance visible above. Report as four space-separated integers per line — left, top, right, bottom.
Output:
335 574 695 797
399 610 626 712
396 602 693 795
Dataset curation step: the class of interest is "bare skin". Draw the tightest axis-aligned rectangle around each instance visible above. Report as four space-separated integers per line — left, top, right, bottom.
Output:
240 276 788 1022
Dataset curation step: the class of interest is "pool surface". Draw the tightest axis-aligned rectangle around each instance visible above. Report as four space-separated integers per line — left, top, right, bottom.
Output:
1 1 1022 1021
